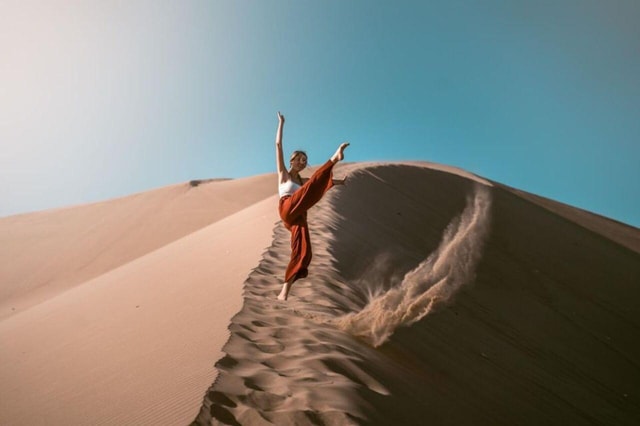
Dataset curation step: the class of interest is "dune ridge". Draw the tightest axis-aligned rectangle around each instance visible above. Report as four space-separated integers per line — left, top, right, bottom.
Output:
196 163 496 424
197 162 640 425
195 166 393 425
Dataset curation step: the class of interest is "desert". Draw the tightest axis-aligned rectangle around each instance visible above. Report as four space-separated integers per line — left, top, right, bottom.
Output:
1 162 639 425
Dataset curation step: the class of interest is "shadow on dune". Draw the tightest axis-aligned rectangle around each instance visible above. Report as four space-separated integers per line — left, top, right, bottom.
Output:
195 163 640 425
328 166 492 346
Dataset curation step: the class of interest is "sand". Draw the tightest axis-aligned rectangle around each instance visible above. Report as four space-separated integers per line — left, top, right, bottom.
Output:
0 173 276 319
1 176 278 425
2 162 639 425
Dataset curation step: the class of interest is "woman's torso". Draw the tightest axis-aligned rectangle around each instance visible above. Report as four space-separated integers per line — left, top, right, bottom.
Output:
278 177 302 198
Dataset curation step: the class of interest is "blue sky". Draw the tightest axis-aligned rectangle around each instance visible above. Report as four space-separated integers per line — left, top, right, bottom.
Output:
1 0 639 226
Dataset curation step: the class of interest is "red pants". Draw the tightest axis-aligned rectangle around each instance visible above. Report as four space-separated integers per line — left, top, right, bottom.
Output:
279 160 335 284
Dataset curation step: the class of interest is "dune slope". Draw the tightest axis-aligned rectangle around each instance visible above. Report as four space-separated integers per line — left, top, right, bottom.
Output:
0 173 276 319
0 176 278 426
196 163 640 425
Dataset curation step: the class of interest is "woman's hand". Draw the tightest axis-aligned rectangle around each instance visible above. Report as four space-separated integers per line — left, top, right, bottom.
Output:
277 111 285 125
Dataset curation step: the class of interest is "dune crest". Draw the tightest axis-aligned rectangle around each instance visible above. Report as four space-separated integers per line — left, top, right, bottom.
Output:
197 162 640 425
195 163 493 424
335 183 492 346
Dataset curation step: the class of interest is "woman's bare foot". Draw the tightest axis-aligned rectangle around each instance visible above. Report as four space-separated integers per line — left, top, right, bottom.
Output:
331 142 350 163
277 281 292 301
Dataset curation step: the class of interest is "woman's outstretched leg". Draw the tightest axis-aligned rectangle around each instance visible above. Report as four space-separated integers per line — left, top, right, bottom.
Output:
280 161 334 223
280 143 350 224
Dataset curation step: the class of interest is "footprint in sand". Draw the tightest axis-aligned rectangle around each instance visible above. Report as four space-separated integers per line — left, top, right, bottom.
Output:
254 340 285 354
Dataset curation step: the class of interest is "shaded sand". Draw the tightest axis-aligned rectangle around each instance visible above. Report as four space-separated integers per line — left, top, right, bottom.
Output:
0 178 278 425
196 163 640 425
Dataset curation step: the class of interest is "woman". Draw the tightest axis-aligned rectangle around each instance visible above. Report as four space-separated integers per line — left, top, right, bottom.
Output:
275 112 349 300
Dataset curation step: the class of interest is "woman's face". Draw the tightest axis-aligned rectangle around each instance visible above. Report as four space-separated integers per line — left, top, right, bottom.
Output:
291 154 307 171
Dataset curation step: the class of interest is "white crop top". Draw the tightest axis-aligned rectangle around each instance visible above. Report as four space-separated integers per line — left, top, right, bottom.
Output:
279 179 301 197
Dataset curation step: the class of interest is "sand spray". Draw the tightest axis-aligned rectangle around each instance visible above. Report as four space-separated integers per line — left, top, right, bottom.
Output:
335 184 492 347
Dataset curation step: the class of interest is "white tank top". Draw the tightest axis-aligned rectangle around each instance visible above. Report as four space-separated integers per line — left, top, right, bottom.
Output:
279 179 301 197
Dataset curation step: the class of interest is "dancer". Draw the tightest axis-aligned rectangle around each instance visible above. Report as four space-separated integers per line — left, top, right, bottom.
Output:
275 112 349 300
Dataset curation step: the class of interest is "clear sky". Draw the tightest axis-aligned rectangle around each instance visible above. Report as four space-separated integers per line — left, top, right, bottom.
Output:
1 1 639 226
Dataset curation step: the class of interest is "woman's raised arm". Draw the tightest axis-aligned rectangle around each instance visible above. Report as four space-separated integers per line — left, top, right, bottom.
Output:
275 112 288 182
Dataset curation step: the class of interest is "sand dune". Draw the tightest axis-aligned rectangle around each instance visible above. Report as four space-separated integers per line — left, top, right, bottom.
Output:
196 163 640 425
0 176 278 425
0 173 275 319
2 162 639 425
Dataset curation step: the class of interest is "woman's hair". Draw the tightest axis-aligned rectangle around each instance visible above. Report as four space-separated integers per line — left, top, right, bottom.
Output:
290 150 307 163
